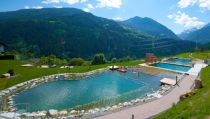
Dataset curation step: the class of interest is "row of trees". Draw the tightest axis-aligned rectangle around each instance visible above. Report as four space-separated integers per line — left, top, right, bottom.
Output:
39 55 68 66
38 53 135 66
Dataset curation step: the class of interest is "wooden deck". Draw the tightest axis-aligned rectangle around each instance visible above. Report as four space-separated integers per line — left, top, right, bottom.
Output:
160 78 176 86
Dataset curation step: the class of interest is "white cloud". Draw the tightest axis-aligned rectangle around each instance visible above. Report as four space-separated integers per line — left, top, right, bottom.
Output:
167 14 174 19
87 3 94 9
65 0 79 4
112 17 124 21
178 0 198 8
199 0 210 10
42 0 87 5
178 0 210 10
54 5 63 8
83 8 90 12
83 3 94 12
96 0 122 8
167 11 205 28
24 6 30 9
42 0 60 4
32 6 44 9
80 0 88 3
42 0 123 9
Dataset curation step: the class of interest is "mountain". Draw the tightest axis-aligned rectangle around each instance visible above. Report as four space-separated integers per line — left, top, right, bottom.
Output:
0 8 195 59
179 24 210 44
206 23 210 27
178 28 198 40
122 16 179 39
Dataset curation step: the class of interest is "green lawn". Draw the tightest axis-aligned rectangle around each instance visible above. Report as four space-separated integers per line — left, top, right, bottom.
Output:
154 66 210 119
176 51 210 60
0 60 144 90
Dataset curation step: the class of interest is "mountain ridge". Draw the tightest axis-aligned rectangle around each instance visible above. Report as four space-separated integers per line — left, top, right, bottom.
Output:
179 24 210 44
122 16 179 40
0 8 195 59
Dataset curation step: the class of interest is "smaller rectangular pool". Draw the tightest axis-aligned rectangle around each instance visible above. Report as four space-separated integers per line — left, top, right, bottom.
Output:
167 58 192 64
152 63 191 72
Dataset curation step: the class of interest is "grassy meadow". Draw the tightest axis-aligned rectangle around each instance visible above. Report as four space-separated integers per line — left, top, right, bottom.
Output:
0 60 144 90
176 51 210 60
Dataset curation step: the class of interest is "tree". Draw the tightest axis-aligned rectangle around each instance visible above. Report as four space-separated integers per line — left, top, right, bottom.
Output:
39 56 48 65
48 55 57 66
91 53 107 65
39 55 59 66
7 69 14 76
26 53 33 59
111 58 117 63
123 56 133 62
69 58 85 66
194 47 201 52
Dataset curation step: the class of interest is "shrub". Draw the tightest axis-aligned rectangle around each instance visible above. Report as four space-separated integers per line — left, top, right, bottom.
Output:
123 56 133 62
7 69 14 76
91 53 107 65
111 58 117 63
69 58 85 66
82 61 91 66
39 55 66 66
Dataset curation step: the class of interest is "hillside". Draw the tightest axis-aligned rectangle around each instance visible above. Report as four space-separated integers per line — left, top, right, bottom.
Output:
204 42 210 49
0 8 195 59
178 28 198 40
179 23 210 44
122 16 179 39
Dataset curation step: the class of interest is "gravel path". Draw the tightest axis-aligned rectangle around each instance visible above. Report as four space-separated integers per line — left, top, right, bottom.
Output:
95 75 196 119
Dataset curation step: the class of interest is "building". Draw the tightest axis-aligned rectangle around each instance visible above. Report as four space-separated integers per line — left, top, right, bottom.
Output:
0 42 15 60
145 53 157 64
0 42 6 53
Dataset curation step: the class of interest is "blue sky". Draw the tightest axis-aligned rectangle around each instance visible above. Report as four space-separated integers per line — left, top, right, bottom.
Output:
0 0 210 34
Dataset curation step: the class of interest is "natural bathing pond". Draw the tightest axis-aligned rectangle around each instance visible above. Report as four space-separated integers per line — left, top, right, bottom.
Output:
13 71 163 112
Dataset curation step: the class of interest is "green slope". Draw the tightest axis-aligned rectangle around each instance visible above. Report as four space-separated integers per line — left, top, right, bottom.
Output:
154 66 210 119
122 16 179 39
180 24 210 44
0 8 195 59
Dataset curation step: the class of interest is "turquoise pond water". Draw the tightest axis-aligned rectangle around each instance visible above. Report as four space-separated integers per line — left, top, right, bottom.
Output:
14 71 162 112
152 63 191 72
167 58 192 64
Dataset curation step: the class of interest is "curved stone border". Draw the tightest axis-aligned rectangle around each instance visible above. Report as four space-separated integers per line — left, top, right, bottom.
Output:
6 84 174 119
0 68 108 112
0 67 180 119
94 75 197 119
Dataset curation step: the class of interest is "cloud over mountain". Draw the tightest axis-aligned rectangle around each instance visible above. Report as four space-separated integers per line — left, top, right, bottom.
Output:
42 0 86 5
178 0 210 10
96 0 122 8
167 11 205 28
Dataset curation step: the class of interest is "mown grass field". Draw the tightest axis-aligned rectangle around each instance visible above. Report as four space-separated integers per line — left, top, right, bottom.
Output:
154 66 210 119
0 60 144 90
176 51 210 60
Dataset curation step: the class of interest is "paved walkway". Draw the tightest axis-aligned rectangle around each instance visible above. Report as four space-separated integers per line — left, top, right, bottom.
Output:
188 63 207 76
95 75 196 119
